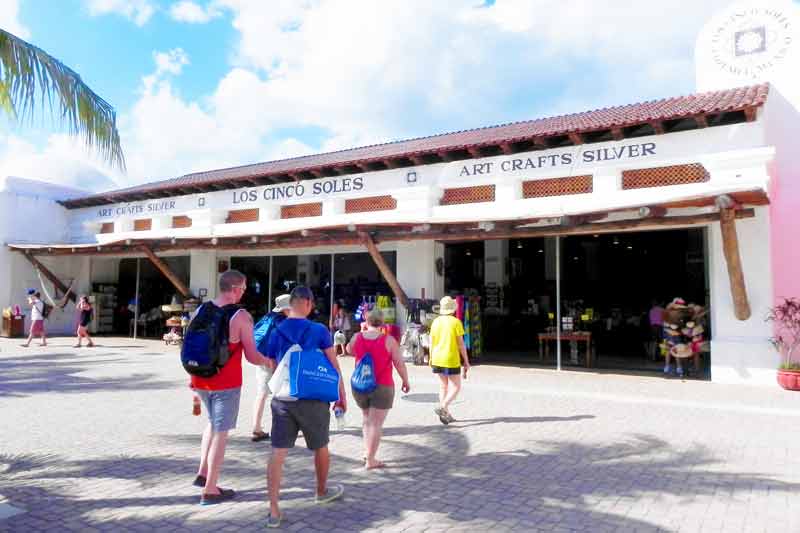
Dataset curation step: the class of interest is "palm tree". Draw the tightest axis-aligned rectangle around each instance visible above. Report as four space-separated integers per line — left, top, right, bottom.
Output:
0 29 125 171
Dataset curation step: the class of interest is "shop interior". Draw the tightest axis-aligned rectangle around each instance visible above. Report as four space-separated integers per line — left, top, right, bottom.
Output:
444 228 710 377
104 256 191 337
231 252 396 332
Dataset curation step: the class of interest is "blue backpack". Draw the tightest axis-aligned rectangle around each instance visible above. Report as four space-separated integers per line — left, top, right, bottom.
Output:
254 312 284 354
351 353 377 394
278 323 340 402
181 303 238 377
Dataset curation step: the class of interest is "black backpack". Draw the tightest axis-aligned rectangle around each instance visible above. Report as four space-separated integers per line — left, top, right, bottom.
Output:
40 301 53 319
181 302 239 377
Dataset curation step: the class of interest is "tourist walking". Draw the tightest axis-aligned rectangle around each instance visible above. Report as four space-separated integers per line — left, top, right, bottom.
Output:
74 295 95 348
347 307 410 470
430 295 470 425
22 290 47 347
264 286 347 528
189 270 272 505
250 293 291 442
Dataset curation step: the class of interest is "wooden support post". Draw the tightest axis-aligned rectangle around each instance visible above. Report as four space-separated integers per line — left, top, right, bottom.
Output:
719 208 751 321
21 253 77 303
140 245 193 299
359 232 410 309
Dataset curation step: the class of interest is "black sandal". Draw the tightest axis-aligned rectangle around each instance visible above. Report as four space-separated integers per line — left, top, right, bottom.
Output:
251 431 270 442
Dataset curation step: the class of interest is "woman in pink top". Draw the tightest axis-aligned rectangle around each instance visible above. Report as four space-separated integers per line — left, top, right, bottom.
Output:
347 307 410 470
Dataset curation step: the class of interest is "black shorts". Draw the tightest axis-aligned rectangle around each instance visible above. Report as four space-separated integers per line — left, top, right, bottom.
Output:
432 365 461 375
270 398 331 450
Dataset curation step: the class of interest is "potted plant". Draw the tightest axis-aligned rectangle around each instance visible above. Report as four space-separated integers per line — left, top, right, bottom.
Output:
767 297 800 391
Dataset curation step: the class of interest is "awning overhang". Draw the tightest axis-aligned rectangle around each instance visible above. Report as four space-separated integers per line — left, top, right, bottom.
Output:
8 188 767 256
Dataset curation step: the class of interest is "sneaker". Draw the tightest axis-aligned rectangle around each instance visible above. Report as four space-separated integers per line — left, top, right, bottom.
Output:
663 365 672 375
267 513 282 528
434 407 450 425
676 367 685 378
200 488 235 505
444 411 456 423
315 484 344 504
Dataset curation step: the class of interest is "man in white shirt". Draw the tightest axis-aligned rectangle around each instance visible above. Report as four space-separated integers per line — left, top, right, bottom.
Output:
22 289 47 347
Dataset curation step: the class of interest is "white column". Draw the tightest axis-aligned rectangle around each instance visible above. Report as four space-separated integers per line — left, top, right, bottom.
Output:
190 249 218 300
395 240 443 327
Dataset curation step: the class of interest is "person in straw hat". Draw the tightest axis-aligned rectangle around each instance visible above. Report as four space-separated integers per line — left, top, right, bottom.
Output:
430 295 470 425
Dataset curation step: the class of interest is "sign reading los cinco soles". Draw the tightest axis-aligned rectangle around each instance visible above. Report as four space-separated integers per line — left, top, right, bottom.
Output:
696 0 799 91
80 123 760 223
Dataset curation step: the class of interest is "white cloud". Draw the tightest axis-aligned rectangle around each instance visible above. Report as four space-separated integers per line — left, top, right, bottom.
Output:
85 0 156 26
0 0 31 39
0 133 118 191
169 1 223 24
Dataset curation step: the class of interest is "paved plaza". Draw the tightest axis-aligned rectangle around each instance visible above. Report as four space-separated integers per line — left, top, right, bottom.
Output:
1 337 799 532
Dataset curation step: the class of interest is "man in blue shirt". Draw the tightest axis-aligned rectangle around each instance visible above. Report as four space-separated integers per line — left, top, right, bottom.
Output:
264 286 347 527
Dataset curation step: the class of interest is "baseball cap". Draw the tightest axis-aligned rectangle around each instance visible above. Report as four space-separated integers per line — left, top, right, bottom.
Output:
289 286 314 302
272 293 291 312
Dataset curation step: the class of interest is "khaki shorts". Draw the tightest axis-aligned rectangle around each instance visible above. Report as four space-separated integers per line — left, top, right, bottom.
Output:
255 365 273 395
352 385 395 410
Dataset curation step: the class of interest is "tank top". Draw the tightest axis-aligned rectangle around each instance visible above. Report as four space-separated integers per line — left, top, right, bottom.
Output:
353 333 394 387
191 308 246 391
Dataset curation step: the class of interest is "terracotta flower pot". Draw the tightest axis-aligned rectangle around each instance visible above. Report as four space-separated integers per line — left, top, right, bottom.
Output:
777 369 800 391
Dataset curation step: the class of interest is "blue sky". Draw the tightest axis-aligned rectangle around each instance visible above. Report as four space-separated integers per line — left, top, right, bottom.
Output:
0 0 767 192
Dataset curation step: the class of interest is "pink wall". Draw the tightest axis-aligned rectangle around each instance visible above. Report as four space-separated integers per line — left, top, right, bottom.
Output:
765 90 800 305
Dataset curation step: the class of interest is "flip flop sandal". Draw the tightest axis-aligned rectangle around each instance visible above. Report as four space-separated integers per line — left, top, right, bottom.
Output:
365 462 387 470
251 431 270 442
200 488 235 506
434 407 450 425
192 475 206 487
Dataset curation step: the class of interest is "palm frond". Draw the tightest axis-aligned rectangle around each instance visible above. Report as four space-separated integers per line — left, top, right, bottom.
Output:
0 29 125 172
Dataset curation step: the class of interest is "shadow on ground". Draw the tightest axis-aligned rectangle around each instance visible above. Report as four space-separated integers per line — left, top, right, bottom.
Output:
1 426 797 532
0 352 178 398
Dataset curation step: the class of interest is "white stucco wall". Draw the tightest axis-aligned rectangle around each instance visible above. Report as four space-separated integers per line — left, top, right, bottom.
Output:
708 206 777 385
0 177 90 336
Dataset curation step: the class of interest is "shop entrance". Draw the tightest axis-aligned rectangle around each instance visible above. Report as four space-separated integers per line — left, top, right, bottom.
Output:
113 256 190 337
444 228 709 377
230 251 397 337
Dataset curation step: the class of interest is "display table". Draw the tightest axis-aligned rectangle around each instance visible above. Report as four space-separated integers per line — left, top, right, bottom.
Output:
537 331 594 368
1 314 25 338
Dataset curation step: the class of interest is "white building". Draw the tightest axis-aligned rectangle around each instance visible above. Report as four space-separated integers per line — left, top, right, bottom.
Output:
3 1 800 386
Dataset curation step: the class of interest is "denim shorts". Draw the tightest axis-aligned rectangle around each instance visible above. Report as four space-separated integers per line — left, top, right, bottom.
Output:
195 388 241 432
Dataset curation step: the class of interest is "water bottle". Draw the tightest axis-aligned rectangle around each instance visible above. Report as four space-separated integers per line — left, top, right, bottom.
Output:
192 395 201 416
334 406 346 431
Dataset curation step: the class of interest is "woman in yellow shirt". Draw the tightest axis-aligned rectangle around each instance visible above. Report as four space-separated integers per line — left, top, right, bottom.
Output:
430 296 470 425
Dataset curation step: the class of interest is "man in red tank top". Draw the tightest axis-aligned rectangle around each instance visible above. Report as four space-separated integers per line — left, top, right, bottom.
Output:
191 270 271 505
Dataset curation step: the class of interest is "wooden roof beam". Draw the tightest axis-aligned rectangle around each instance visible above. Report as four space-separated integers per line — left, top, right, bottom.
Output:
499 142 515 155
466 146 483 158
743 106 757 122
719 208 751 320
610 128 625 141
695 114 709 128
408 154 426 166
140 245 193 298
650 121 666 134
568 132 584 145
